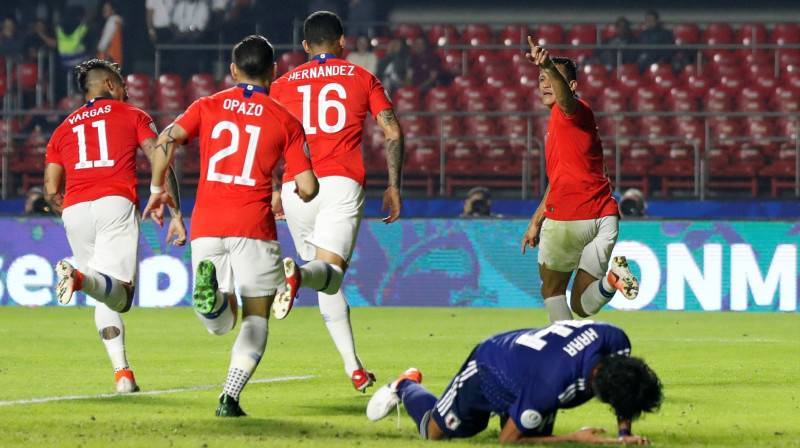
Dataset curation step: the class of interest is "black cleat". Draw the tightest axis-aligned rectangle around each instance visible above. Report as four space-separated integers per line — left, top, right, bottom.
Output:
215 393 248 417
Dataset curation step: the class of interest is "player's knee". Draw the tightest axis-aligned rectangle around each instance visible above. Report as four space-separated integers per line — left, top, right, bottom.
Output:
320 264 344 294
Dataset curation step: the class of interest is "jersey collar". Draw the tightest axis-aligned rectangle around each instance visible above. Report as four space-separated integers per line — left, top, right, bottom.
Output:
312 53 338 64
237 83 268 99
86 97 112 108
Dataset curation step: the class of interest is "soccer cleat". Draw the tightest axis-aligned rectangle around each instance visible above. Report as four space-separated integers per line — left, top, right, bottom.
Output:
366 368 422 421
115 369 140 393
193 260 219 315
272 257 301 320
54 260 80 305
351 368 377 392
607 256 639 300
216 393 248 417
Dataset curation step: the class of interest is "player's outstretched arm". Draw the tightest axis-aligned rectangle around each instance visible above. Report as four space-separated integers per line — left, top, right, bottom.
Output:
525 36 577 116
43 163 65 217
499 418 625 444
376 108 404 224
142 124 188 225
293 169 319 202
522 184 550 254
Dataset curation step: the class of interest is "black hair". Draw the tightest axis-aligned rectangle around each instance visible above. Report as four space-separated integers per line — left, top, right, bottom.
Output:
549 56 578 82
75 58 123 94
646 10 659 20
304 10 343 45
467 186 491 199
592 356 663 421
232 35 275 79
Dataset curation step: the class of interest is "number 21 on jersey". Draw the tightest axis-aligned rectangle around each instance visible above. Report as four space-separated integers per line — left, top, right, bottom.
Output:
207 120 259 186
297 83 346 134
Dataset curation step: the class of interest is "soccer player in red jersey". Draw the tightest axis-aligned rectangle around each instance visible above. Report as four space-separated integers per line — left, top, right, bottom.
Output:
142 35 318 417
44 59 185 393
268 11 404 392
521 39 640 324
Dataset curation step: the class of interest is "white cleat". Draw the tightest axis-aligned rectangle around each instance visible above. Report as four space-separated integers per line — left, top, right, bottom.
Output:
115 369 140 393
54 260 78 305
607 256 639 300
366 384 401 421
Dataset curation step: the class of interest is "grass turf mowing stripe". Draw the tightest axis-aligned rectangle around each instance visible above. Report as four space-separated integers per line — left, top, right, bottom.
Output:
0 374 314 407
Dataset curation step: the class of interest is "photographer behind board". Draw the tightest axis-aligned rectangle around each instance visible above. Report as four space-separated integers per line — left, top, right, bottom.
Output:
461 186 501 218
618 188 647 218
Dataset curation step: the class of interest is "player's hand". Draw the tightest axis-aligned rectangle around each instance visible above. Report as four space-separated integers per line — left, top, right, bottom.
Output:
381 186 402 224
166 216 187 247
618 434 651 445
272 190 285 220
141 192 175 226
525 36 555 70
521 220 542 254
569 428 621 444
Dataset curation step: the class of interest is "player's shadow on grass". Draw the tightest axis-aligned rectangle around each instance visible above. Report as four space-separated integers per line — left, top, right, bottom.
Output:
297 402 368 417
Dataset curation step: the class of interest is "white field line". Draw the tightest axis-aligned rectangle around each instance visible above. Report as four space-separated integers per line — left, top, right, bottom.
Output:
0 374 314 407
638 337 790 343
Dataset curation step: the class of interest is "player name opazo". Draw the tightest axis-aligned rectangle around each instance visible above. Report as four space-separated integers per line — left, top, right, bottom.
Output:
223 99 264 116
562 328 600 357
286 65 355 81
68 104 113 125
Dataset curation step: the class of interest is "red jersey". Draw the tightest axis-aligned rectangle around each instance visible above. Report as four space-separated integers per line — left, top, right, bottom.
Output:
543 100 619 221
45 98 156 209
271 54 393 187
175 84 312 241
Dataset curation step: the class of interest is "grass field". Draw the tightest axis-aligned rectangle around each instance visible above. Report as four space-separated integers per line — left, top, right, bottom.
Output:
1 307 799 447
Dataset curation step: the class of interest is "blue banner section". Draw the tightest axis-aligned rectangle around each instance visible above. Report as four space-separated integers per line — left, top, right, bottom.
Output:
4 198 800 219
0 217 797 311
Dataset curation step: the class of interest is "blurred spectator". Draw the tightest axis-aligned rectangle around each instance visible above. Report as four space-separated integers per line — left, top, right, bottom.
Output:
461 186 500 218
0 17 25 60
594 16 638 72
24 186 53 215
346 35 378 74
211 0 260 43
54 6 91 71
97 1 123 66
346 0 376 38
636 10 675 72
171 0 209 42
406 35 442 94
619 188 647 217
146 0 175 44
376 37 409 95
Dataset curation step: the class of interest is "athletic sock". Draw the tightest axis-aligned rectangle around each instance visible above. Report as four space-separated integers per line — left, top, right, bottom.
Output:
80 269 129 311
94 302 130 372
196 291 235 335
579 278 617 316
223 315 268 401
318 289 361 375
544 294 573 323
300 261 344 294
396 380 438 434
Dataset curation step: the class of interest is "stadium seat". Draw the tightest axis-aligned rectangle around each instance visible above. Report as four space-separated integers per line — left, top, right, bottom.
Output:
441 49 464 77
598 85 627 113
611 64 639 80
644 63 673 82
717 75 745 95
672 116 705 146
156 73 182 89
428 24 459 46
12 63 38 91
599 116 637 138
657 143 698 195
770 23 800 46
666 86 699 112
701 23 733 52
745 116 777 150
533 24 563 46
394 24 423 43
462 24 492 46
773 86 800 113
616 74 644 97
704 87 732 112
186 73 216 103
218 74 236 90
760 142 798 197
277 52 306 76
707 144 760 197
431 115 461 137
398 115 430 137
500 24 532 46
736 23 767 46
632 86 661 112
673 23 700 44
423 86 453 112
736 87 766 112
565 24 597 61
392 86 422 112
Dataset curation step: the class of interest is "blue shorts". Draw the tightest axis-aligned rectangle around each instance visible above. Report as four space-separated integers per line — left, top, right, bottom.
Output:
431 350 495 438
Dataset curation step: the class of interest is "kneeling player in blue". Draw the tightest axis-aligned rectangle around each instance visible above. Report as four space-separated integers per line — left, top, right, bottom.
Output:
367 320 662 445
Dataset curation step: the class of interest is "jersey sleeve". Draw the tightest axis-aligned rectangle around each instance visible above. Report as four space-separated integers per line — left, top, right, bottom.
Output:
365 74 393 118
44 130 63 166
134 108 158 144
508 383 560 435
173 99 203 143
282 116 312 176
270 79 284 102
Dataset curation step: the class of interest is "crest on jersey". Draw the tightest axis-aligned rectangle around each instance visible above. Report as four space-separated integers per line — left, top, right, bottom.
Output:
520 409 543 429
444 411 461 430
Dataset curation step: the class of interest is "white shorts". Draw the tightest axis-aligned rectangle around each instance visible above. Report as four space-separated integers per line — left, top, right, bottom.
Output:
282 176 365 263
537 215 619 279
191 237 285 297
62 195 140 283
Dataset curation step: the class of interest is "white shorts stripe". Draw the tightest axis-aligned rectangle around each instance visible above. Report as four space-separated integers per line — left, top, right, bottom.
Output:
436 360 478 416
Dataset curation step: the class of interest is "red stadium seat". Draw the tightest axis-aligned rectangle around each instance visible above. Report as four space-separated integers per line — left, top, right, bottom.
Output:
737 23 767 46
632 86 661 112
702 23 733 46
657 143 698 195
616 74 644 97
745 116 777 150
462 24 492 46
399 115 430 138
441 49 465 77
666 86 699 112
186 73 216 103
431 115 461 137
707 144 760 197
644 63 673 82
773 86 800 113
770 23 800 46
717 75 744 95
760 142 798 197
599 85 627 113
126 73 150 90
423 86 453 112
533 24 563 46
565 24 597 61
673 116 705 146
736 87 766 112
673 23 700 44
599 116 637 138
277 52 306 76
500 24 531 46
156 73 182 89
218 74 236 90
394 24 423 43
611 64 639 80
428 24 459 46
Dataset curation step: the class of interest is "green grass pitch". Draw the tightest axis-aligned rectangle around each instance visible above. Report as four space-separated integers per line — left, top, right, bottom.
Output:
1 307 798 447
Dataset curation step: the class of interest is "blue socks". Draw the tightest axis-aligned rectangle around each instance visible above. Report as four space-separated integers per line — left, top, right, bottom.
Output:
397 380 438 433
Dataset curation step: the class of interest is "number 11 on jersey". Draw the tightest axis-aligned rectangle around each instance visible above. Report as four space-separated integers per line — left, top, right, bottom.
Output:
72 120 115 169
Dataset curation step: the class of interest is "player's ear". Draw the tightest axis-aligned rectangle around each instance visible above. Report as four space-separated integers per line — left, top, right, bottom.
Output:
230 63 237 81
569 79 578 91
302 40 310 54
339 35 345 49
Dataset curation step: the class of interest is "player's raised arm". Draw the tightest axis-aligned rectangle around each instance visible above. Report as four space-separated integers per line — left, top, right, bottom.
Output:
43 162 66 217
142 123 188 222
376 108 404 223
526 36 578 116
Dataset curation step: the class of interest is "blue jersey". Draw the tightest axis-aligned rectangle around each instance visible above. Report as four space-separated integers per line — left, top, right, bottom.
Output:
474 320 631 434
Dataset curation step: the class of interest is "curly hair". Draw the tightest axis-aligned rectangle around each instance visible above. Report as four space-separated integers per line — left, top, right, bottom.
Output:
75 59 123 94
592 355 663 421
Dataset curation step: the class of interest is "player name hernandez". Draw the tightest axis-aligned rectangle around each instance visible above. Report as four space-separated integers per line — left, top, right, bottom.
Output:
286 64 356 82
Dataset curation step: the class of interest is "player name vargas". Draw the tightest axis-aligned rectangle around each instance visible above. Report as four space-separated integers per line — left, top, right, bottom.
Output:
286 65 355 81
68 104 112 125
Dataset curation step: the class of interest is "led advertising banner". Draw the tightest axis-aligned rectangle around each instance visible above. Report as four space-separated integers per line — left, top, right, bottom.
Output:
0 218 797 312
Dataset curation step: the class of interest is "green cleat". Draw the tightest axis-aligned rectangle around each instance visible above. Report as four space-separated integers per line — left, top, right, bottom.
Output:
215 394 247 417
193 260 219 315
